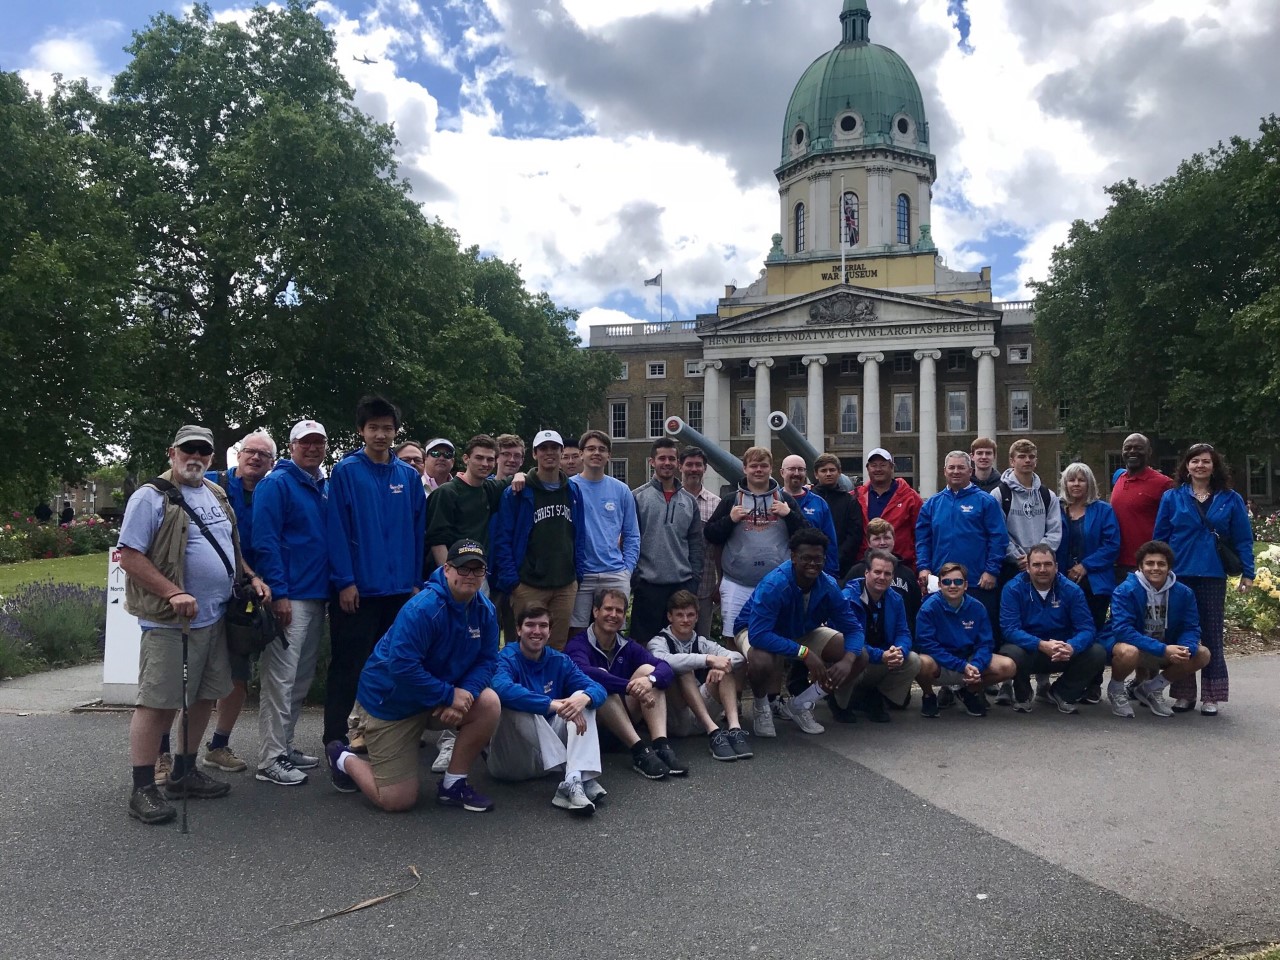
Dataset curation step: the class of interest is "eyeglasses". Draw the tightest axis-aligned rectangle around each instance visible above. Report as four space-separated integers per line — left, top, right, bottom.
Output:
452 564 487 578
178 442 214 456
428 450 454 459
399 456 424 465
939 577 965 587
241 449 273 460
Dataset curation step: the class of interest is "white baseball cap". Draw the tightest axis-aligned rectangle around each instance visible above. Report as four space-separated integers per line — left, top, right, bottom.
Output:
865 447 894 464
532 429 564 448
289 419 327 442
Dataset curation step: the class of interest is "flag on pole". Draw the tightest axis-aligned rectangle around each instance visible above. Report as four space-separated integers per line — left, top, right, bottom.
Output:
644 271 662 287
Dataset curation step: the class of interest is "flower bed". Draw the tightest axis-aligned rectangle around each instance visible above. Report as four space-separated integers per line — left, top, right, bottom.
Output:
1225 544 1280 644
0 513 118 564
0 581 107 678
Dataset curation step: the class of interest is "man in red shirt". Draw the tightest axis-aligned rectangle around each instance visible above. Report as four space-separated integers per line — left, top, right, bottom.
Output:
854 448 923 569
1109 433 1174 579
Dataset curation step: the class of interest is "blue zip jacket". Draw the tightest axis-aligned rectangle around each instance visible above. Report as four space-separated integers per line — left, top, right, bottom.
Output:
565 627 675 694
1056 501 1121 596
1103 572 1201 656
843 578 911 662
915 483 1007 584
491 475 586 594
1153 486 1255 580
734 561 864 657
205 467 260 568
794 489 840 576
492 643 607 715
915 592 994 673
252 459 328 601
326 449 427 596
999 572 1096 654
355 567 499 721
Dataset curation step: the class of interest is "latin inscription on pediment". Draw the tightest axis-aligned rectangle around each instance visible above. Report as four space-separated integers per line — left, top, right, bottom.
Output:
808 292 876 325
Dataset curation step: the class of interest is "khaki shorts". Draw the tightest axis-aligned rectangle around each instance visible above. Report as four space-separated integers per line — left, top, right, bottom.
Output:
733 626 841 660
351 702 451 787
136 621 233 709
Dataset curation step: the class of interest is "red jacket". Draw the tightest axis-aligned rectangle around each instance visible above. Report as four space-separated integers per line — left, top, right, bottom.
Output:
855 478 923 569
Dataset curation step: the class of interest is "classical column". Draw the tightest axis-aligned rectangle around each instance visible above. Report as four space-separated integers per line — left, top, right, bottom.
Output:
802 355 828 449
701 359 723 447
750 357 774 449
809 172 832 252
917 174 932 239
866 165 893 247
973 347 1000 440
914 349 941 496
858 352 884 454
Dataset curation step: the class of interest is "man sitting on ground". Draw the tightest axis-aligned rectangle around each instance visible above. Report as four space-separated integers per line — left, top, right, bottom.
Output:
915 561 1016 718
734 528 867 737
998 544 1104 714
646 590 751 762
833 549 920 723
488 605 608 815
1105 540 1211 718
565 589 686 780
326 540 500 812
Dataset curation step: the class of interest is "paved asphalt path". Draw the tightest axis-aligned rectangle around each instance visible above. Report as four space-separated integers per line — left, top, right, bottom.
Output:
2 656 1278 960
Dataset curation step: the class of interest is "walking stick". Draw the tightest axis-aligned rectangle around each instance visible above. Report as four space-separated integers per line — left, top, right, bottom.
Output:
180 617 190 835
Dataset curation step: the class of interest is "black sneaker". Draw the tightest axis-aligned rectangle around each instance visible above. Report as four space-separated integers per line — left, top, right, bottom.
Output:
162 767 231 800
863 693 891 723
654 741 688 776
1081 684 1103 705
726 728 752 759
631 746 668 780
128 784 176 825
958 688 989 717
937 687 957 710
825 693 857 724
708 729 736 762
921 693 939 718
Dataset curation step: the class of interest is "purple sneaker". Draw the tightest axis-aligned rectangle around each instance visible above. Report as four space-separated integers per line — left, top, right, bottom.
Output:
436 778 494 812
325 740 357 794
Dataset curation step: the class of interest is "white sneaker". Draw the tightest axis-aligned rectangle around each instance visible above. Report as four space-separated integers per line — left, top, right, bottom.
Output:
552 778 595 815
286 747 319 770
255 755 308 786
752 699 777 737
777 699 825 735
431 731 456 773
1133 679 1174 718
1108 680 1135 719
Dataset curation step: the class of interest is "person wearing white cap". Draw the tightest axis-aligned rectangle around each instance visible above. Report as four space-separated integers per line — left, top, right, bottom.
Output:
854 447 922 570
250 418 330 785
569 430 640 631
423 438 456 491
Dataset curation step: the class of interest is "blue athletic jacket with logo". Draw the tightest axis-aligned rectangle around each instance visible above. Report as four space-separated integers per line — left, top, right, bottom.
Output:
326 449 426 596
915 592 994 673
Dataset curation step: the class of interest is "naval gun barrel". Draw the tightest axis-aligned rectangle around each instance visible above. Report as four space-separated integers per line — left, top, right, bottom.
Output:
768 411 853 491
663 416 745 484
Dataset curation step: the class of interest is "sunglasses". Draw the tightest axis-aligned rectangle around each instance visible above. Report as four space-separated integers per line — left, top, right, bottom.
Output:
178 442 214 456
939 577 965 587
428 450 454 459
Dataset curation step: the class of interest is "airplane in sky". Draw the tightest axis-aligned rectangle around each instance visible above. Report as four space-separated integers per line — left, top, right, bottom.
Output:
352 54 377 65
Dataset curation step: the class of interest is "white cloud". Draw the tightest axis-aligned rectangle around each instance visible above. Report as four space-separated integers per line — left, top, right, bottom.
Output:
18 24 121 96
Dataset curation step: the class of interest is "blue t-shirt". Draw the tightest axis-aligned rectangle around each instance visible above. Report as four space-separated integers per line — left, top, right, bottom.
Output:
570 474 640 575
119 483 236 629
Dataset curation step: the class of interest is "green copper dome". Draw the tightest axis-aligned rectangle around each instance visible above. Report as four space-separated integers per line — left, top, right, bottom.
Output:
778 0 930 172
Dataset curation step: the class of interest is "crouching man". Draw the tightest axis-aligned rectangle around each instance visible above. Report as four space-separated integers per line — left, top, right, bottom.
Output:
647 589 751 761
565 588 686 780
488 605 608 815
833 549 920 723
1105 540 1210 718
326 540 500 812
998 544 1105 714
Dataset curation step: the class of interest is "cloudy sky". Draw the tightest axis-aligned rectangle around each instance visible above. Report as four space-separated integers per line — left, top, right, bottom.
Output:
8 0 1278 343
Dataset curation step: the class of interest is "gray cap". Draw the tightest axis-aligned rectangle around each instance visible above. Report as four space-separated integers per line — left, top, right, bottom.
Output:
172 425 214 448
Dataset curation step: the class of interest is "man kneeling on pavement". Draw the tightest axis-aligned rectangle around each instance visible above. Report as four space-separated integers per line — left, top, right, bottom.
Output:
998 543 1105 714
327 540 500 812
488 605 609 814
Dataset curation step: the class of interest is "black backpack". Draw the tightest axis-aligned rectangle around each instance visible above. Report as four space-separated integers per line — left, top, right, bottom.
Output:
997 480 1052 518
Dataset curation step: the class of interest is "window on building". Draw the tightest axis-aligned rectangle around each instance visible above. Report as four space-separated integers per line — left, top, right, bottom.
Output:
686 398 703 433
1008 344 1032 364
647 361 666 379
839 356 858 376
739 397 755 437
738 360 752 381
892 354 914 375
609 401 627 439
647 399 666 438
794 202 806 253
946 390 969 432
841 191 859 246
1105 404 1130 430
896 194 911 245
788 396 806 436
1057 398 1071 425
1247 456 1272 502
946 349 967 372
1010 388 1032 431
608 459 629 484
684 359 702 378
839 395 859 434
616 362 629 381
787 358 805 378
892 393 914 433
1105 452 1124 488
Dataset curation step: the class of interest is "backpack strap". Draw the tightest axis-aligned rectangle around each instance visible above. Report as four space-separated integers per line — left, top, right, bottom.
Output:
217 470 231 495
999 481 1012 516
148 477 235 580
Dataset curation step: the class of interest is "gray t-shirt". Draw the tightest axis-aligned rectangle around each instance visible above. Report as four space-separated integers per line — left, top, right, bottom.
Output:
119 482 236 629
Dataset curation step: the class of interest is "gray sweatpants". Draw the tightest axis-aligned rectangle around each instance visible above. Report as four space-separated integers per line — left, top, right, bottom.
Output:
256 599 325 769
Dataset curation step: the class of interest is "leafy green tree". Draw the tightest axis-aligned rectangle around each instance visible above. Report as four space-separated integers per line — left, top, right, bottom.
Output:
1033 116 1280 461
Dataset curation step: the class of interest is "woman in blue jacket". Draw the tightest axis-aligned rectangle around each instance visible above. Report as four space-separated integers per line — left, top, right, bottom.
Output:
1153 443 1255 715
1057 463 1121 626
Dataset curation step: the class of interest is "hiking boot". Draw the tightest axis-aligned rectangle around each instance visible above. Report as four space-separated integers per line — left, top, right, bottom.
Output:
958 688 988 717
1108 680 1135 718
777 699 825 734
200 745 247 773
726 727 752 759
582 778 608 803
154 753 173 786
286 747 319 770
430 731 456 774
936 687 956 710
326 740 357 793
995 681 1015 706
631 746 668 780
437 778 494 812
1133 679 1174 718
256 755 308 786
163 767 231 800
128 784 176 825
1046 683 1079 715
654 741 688 776
552 778 595 815
708 728 737 762
921 693 940 718
752 699 777 738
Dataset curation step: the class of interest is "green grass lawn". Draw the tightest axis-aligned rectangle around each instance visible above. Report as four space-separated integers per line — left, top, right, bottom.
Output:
0 552 110 594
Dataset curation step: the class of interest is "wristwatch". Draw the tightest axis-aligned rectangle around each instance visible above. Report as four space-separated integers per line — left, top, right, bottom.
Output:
648 674 658 685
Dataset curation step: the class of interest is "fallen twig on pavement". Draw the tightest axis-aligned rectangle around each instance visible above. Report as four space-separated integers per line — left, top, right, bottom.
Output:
269 866 422 930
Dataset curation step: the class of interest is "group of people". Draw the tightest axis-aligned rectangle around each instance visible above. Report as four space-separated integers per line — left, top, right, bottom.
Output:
118 400 1256 825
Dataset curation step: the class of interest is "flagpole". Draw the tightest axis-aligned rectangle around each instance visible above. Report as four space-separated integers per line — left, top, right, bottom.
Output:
840 175 847 284
660 275 664 323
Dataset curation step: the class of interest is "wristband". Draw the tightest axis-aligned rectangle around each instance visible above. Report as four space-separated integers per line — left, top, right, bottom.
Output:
797 644 809 660
166 591 188 601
